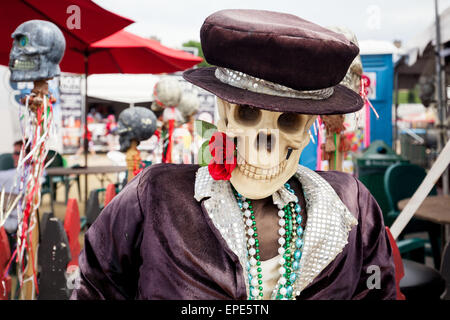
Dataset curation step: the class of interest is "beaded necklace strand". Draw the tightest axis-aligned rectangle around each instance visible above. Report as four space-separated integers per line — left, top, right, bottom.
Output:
233 182 304 300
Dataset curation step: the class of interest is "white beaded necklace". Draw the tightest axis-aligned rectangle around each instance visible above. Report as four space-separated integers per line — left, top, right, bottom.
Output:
233 182 304 300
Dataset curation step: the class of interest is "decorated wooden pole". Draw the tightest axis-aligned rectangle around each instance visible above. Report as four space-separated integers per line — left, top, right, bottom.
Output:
116 107 157 182
321 115 346 171
1 20 66 300
125 139 140 182
175 92 200 164
152 77 182 163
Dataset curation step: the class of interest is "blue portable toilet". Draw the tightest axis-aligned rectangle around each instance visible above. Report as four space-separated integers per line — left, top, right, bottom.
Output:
360 42 395 147
299 127 317 171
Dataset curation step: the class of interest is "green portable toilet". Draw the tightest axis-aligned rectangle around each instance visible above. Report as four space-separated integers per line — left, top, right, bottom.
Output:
353 140 408 215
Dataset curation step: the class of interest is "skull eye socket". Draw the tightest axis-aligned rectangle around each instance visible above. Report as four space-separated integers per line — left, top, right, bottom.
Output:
277 113 302 133
234 105 261 126
17 35 29 47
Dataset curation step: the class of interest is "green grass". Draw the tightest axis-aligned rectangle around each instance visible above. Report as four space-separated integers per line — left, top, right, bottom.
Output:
396 89 421 104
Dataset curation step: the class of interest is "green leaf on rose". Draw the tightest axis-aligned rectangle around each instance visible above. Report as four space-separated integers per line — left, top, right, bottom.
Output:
194 120 217 141
198 140 212 167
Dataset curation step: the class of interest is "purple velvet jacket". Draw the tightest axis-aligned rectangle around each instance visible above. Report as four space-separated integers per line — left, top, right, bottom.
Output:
71 164 396 300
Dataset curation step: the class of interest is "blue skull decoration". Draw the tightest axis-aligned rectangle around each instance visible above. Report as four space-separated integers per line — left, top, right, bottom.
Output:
116 107 157 152
9 20 66 82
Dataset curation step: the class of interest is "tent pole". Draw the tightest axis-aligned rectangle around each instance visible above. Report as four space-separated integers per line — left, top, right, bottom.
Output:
434 0 449 196
84 53 89 209
393 66 399 153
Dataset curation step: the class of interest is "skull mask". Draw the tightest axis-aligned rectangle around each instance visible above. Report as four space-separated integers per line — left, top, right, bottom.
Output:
9 20 66 82
153 77 182 108
327 26 362 94
217 98 316 199
116 107 157 152
177 92 200 122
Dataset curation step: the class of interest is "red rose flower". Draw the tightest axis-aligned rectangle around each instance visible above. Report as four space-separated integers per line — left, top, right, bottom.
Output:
208 132 237 180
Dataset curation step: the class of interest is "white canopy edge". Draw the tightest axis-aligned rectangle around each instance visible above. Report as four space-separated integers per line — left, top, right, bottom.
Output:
404 6 450 66
86 73 161 104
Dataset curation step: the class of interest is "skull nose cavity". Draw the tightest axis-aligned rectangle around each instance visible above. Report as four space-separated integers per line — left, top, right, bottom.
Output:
286 148 293 160
255 132 275 152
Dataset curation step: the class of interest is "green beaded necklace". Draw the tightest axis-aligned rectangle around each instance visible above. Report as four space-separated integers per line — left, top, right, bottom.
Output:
233 182 304 300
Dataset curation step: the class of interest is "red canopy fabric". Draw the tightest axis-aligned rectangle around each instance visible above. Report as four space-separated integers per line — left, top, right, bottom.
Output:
0 0 134 67
0 1 200 74
61 30 203 74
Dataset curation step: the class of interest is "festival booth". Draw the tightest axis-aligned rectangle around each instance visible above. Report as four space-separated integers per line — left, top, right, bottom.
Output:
85 73 216 162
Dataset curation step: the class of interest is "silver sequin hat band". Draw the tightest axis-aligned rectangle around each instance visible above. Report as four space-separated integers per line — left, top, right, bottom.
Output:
215 67 334 100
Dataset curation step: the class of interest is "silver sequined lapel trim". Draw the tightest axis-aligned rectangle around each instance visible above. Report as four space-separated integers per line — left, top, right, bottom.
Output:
194 167 250 295
292 165 358 296
194 165 358 299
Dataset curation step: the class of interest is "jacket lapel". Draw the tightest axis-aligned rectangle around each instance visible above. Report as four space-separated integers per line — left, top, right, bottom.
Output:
194 167 250 297
292 166 358 295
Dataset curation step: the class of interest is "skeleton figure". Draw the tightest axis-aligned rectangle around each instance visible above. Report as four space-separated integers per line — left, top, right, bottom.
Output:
4 20 66 300
217 98 316 199
70 9 397 301
116 107 157 152
9 20 65 82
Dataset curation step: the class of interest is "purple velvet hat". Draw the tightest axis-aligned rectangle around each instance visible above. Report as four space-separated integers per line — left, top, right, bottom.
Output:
183 9 364 115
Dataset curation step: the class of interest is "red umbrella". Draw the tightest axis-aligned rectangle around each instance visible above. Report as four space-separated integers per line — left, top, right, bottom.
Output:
0 0 134 61
0 1 202 202
0 0 134 205
62 30 203 74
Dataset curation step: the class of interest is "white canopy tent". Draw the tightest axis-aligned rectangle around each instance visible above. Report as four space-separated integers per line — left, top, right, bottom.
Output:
405 6 450 66
86 73 161 105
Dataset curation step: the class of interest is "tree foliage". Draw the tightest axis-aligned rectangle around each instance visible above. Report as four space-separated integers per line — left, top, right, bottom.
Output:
182 40 211 67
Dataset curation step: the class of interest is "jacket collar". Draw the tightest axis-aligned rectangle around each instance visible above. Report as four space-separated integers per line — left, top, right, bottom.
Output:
194 165 357 299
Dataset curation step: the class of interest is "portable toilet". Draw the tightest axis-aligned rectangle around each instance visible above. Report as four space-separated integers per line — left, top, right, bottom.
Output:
299 127 317 170
359 40 396 148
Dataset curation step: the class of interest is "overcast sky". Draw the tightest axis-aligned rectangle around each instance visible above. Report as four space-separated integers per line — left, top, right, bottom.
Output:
95 0 450 49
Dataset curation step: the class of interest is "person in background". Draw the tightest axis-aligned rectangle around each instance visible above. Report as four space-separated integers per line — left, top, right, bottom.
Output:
105 114 118 151
75 124 96 158
0 140 23 197
12 140 22 168
88 107 102 123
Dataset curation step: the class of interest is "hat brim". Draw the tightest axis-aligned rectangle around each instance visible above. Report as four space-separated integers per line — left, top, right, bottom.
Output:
183 67 364 115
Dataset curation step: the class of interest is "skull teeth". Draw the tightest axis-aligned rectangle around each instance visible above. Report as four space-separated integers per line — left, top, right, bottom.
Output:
12 59 36 70
237 155 286 181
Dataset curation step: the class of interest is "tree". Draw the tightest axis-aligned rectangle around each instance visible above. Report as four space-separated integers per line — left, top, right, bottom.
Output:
182 40 211 67
147 35 161 43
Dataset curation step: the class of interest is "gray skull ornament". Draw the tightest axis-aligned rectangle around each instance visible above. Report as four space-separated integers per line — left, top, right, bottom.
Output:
116 107 157 152
9 20 66 82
